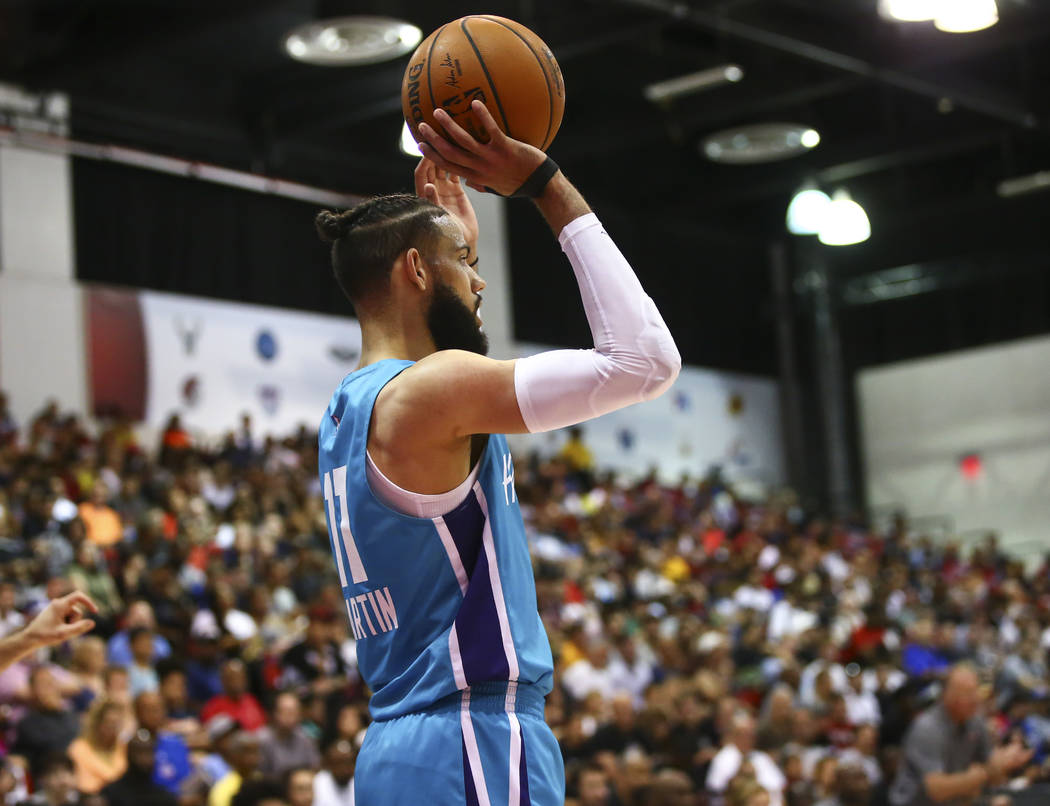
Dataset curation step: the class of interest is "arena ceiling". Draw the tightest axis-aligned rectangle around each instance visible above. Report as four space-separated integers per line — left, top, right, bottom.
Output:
3 0 1050 374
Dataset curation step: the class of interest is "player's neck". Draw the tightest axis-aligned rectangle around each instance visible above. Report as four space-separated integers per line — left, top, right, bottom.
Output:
357 314 437 369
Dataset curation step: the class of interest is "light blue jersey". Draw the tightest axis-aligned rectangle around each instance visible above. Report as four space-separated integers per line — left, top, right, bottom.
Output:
318 358 555 717
318 359 563 805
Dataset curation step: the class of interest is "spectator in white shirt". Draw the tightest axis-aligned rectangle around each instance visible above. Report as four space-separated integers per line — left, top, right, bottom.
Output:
562 640 616 704
706 711 786 806
606 635 654 708
734 570 775 613
843 670 881 726
313 741 355 806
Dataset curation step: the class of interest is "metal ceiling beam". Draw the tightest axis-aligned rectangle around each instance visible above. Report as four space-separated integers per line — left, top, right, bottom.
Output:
840 251 1050 307
612 0 1043 130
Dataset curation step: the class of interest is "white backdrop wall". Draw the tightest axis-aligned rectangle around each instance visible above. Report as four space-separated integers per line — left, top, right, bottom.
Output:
0 142 88 426
858 335 1050 558
512 342 784 487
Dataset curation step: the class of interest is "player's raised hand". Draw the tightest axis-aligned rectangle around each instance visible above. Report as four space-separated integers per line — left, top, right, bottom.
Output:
416 101 549 197
414 157 479 253
24 591 98 648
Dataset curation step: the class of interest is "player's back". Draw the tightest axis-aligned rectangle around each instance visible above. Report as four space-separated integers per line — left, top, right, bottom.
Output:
317 359 554 721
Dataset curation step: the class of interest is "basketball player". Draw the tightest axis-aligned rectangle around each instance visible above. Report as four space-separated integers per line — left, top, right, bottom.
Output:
316 100 680 805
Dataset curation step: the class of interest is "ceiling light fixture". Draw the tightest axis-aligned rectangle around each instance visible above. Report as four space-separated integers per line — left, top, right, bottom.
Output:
934 0 998 33
878 0 940 22
400 121 422 157
643 64 744 104
786 184 832 236
284 17 422 66
818 190 871 246
702 123 822 164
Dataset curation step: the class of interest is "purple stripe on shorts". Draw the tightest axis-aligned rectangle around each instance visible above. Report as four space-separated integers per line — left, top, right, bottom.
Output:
462 737 481 806
519 724 531 806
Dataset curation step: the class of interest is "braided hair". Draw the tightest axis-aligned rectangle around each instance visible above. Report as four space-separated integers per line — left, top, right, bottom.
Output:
316 194 447 303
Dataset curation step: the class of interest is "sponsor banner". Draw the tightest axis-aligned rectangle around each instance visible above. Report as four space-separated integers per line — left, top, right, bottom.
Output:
84 289 783 487
85 285 361 436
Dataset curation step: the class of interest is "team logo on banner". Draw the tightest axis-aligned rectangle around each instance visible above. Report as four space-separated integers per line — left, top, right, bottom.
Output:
259 385 281 415
174 316 203 355
256 330 278 362
181 375 201 408
327 344 360 363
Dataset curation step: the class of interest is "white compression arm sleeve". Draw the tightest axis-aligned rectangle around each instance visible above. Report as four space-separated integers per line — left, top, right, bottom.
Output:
513 213 681 434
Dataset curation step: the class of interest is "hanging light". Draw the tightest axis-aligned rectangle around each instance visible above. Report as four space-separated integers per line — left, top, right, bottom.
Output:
878 0 940 22
935 0 998 33
399 120 422 157
818 189 871 246
786 184 832 236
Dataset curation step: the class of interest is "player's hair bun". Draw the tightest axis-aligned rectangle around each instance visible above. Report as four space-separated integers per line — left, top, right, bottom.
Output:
315 210 350 243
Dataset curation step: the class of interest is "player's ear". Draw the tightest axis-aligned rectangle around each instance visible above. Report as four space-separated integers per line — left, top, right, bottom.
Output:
400 247 428 292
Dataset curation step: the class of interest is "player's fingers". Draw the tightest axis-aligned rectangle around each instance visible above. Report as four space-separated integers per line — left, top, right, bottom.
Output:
465 180 494 195
58 590 99 615
470 100 504 143
417 143 482 187
55 618 96 642
417 123 478 168
432 108 484 154
422 183 440 205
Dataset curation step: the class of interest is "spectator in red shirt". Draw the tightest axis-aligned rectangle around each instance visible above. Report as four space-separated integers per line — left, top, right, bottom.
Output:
200 660 265 732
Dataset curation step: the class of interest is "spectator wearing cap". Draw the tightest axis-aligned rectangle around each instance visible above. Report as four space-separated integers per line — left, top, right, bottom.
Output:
312 741 356 806
707 711 786 806
258 692 320 777
108 601 172 668
889 664 1032 806
11 667 80 774
102 730 177 806
134 690 193 795
201 659 266 732
185 620 225 704
15 753 76 806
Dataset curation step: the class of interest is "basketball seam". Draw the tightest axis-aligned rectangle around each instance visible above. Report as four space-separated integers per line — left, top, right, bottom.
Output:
460 18 511 138
426 25 446 136
477 16 554 151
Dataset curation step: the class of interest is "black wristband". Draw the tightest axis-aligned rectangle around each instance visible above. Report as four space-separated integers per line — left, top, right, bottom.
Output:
512 155 560 198
468 256 479 268
484 156 560 199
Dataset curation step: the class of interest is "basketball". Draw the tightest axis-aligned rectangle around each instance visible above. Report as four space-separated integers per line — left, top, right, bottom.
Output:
401 15 565 152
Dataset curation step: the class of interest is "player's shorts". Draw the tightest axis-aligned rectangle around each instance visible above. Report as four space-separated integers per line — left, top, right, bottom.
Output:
355 681 564 805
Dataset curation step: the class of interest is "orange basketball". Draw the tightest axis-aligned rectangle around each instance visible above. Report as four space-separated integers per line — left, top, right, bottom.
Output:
401 15 565 152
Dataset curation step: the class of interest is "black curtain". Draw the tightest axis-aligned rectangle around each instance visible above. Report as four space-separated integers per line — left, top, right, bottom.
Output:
73 158 352 317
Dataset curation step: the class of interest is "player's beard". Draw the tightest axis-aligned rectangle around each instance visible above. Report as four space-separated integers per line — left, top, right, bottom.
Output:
427 281 489 356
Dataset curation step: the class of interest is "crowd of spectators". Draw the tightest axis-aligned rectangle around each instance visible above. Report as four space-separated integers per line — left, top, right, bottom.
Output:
1 391 1049 806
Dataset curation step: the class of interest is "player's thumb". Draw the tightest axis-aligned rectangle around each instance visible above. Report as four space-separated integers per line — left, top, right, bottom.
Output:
54 618 96 642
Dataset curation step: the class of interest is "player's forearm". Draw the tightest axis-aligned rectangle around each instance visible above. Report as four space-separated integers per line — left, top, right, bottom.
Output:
0 629 38 673
513 186 681 434
532 171 591 237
